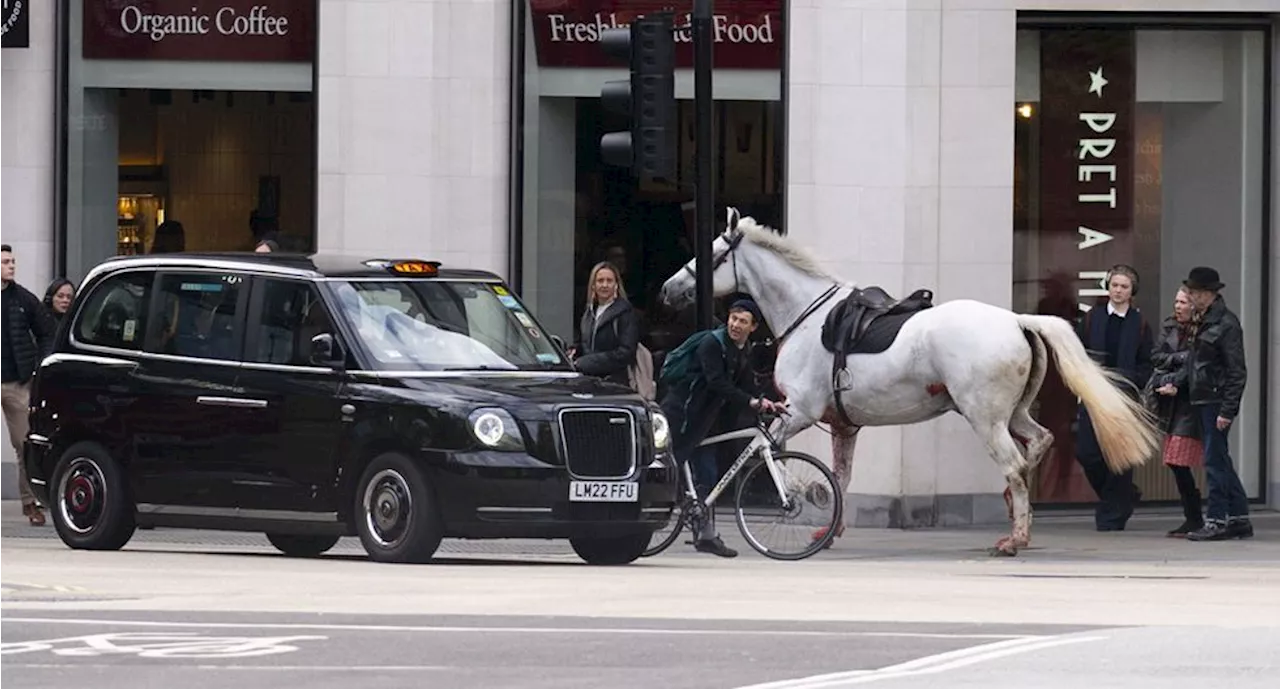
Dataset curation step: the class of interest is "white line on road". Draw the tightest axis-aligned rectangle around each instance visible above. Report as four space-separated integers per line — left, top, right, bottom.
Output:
6 664 452 672
733 634 1109 688
1 616 1040 641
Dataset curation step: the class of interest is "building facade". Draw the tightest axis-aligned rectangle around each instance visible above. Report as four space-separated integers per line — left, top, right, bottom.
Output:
3 0 1279 524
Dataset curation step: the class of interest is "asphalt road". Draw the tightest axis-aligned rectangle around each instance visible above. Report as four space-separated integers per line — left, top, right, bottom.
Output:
5 613 1279 689
5 505 1279 688
1 611 1101 689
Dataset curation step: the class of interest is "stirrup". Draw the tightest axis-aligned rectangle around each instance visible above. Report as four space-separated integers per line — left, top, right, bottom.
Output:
834 368 853 392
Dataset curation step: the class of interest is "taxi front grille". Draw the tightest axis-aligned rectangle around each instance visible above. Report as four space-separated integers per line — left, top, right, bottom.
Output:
558 408 636 479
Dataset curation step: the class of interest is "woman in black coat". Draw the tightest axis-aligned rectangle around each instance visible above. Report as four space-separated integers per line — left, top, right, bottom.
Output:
1148 287 1204 537
570 261 640 387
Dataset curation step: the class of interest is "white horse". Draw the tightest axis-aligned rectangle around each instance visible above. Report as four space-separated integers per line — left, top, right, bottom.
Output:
658 210 1161 556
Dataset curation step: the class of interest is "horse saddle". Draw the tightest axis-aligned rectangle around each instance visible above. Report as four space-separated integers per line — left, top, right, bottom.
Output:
821 286 935 357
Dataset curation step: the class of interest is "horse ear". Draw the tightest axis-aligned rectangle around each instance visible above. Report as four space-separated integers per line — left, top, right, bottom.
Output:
726 206 741 232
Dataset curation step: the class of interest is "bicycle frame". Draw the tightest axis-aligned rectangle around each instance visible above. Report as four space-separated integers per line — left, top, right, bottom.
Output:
683 424 793 512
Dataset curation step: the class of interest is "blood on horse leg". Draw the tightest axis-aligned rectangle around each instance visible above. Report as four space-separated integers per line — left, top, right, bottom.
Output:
1002 431 1031 522
812 408 856 545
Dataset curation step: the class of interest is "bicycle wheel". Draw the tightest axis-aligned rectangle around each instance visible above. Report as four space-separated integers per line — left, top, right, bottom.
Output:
734 451 843 561
641 499 689 557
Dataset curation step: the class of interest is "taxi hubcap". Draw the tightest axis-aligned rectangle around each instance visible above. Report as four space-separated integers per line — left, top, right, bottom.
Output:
363 469 412 548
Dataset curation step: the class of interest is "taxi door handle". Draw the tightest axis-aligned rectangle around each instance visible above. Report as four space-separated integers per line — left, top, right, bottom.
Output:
196 396 268 409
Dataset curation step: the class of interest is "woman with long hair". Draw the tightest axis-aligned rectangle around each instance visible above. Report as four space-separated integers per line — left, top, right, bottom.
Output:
1149 286 1205 537
569 261 640 387
42 278 75 327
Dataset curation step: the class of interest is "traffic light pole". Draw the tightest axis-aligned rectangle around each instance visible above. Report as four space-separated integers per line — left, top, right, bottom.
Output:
693 0 715 331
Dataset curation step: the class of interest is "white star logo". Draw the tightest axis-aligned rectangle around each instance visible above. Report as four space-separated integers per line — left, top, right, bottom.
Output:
1088 67 1108 97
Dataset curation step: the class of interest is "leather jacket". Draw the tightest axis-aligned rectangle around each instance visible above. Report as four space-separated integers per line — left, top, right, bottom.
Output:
1186 295 1247 419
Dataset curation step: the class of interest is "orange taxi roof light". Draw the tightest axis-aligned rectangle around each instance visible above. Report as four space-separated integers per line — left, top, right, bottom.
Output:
365 259 442 276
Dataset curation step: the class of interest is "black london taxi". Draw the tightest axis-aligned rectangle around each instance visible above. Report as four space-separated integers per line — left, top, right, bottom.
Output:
23 253 678 565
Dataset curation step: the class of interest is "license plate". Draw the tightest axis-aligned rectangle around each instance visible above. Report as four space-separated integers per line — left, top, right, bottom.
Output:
569 481 638 503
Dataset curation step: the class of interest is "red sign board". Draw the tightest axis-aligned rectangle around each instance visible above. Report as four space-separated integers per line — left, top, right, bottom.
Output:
83 0 315 62
528 0 783 70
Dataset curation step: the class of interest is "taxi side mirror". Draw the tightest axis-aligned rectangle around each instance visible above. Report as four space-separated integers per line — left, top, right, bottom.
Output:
309 333 344 368
550 334 567 351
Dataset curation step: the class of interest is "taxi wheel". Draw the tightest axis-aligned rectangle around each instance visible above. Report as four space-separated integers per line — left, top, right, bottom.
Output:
570 532 651 566
49 442 136 551
265 533 341 558
354 452 444 564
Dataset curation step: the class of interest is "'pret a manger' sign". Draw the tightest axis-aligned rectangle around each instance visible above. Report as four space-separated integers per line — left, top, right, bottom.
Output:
83 0 315 62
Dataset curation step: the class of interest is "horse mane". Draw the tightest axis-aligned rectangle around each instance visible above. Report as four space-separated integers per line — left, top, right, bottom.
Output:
734 216 836 280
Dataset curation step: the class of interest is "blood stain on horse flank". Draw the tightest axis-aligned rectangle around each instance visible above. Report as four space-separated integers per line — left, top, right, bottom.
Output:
925 382 947 397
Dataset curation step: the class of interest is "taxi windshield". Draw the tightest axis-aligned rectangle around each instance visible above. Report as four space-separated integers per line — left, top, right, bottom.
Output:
331 279 568 372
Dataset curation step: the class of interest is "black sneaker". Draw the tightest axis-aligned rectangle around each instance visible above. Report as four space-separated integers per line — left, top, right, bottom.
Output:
694 537 739 558
1228 519 1254 539
1166 519 1203 538
1187 521 1232 542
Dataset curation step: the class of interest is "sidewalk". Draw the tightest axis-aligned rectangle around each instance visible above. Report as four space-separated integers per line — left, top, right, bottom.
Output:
3 499 1276 565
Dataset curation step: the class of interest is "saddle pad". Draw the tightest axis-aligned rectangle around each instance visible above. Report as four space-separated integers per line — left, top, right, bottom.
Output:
849 310 922 355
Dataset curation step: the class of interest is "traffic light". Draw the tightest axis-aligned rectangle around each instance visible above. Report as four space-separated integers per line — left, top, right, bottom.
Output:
598 12 677 182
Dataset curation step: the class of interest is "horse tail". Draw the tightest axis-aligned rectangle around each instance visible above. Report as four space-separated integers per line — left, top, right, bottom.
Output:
1014 314 1161 473
1015 328 1048 416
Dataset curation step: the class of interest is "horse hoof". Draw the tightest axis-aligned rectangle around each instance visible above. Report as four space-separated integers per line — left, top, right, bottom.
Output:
987 538 1019 557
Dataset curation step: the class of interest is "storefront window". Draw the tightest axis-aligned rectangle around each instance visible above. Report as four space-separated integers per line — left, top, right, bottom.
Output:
60 1 317 281
1013 25 1269 505
513 1 786 355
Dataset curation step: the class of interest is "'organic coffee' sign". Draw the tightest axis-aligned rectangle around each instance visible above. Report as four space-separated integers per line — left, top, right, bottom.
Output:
83 0 314 62
528 0 783 70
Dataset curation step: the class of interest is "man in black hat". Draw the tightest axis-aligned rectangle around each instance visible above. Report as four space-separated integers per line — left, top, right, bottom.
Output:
1179 266 1252 541
660 298 783 558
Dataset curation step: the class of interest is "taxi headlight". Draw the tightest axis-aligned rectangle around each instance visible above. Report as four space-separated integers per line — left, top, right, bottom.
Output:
651 411 671 451
468 408 524 451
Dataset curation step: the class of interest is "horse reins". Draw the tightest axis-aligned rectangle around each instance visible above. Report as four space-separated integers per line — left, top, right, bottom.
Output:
684 229 841 344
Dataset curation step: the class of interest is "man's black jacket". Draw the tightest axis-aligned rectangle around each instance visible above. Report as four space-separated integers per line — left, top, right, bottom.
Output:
1187 294 1247 420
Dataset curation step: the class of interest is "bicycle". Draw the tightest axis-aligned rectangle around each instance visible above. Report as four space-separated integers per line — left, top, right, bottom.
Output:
642 412 844 561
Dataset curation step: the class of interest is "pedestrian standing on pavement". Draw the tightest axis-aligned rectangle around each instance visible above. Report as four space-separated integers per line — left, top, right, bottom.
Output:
1075 264 1153 532
2 245 57 526
1147 286 1204 537
568 261 642 388
1179 267 1253 542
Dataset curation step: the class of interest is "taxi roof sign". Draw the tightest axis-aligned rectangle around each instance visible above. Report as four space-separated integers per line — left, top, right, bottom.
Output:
364 259 441 276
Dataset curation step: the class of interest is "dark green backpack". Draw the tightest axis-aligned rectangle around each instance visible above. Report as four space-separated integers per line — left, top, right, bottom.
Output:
659 327 728 391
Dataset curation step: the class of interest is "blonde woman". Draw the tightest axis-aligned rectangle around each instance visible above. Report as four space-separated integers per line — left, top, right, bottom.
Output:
569 261 640 387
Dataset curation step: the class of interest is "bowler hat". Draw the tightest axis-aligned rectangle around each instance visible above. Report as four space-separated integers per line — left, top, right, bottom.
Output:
1183 266 1224 291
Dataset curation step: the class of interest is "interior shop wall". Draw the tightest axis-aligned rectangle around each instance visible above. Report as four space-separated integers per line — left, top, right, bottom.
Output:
115 90 315 253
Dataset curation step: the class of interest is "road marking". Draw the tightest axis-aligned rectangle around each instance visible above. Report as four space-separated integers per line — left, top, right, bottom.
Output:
0 582 91 594
1 616 1037 641
6 664 451 672
1 632 327 659
734 634 1109 688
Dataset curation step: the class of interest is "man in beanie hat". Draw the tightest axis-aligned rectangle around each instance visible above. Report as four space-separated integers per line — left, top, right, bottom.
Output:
659 298 783 558
1179 266 1252 541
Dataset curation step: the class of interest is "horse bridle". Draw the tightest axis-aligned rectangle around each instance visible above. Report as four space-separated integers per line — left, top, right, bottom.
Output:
682 228 842 344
